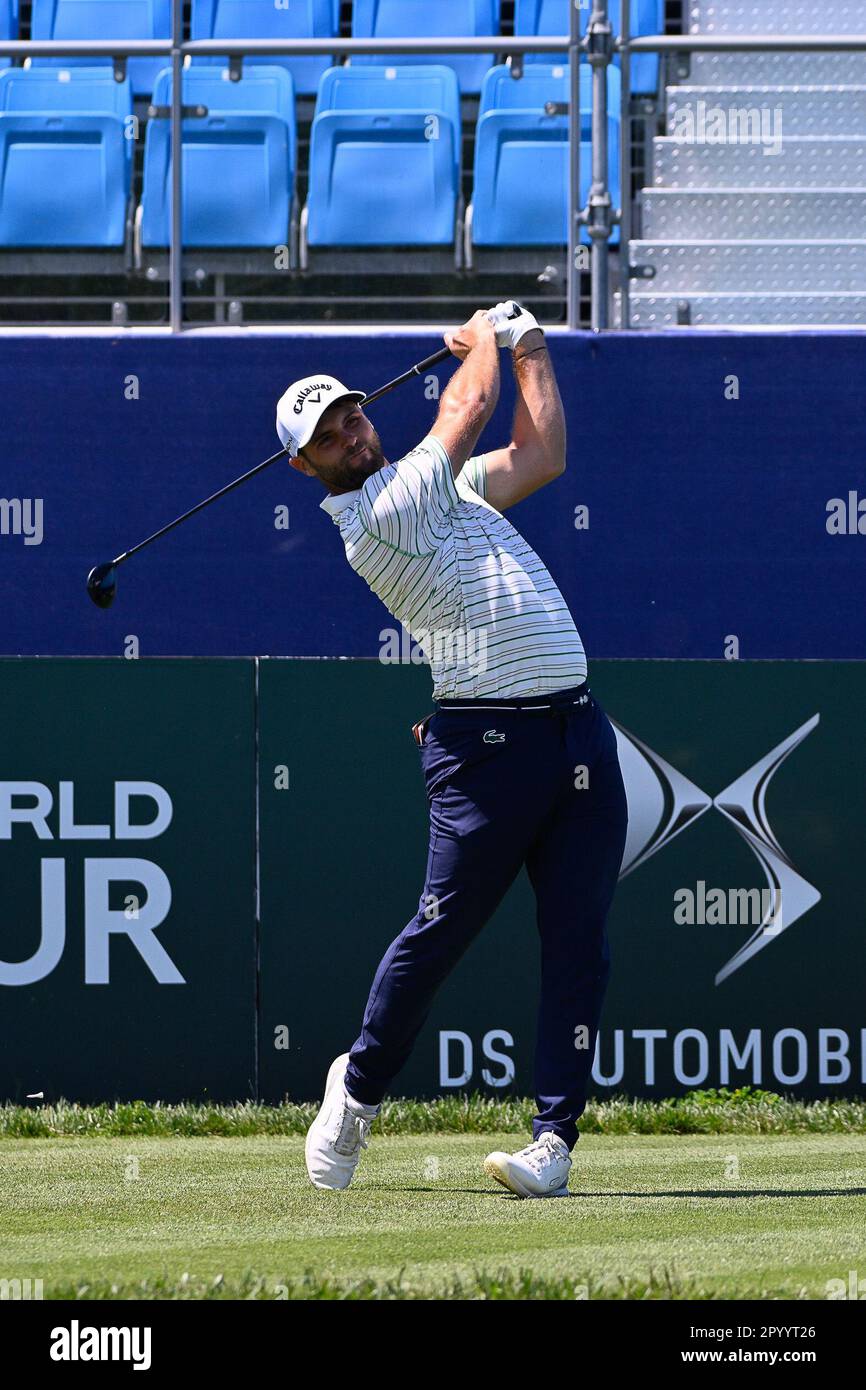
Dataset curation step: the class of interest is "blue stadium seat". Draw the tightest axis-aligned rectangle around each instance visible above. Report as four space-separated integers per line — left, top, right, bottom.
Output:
316 64 461 178
0 0 16 72
515 0 663 95
140 111 294 248
0 65 133 117
0 113 128 245
469 105 620 253
480 63 621 199
30 0 171 98
481 60 621 130
151 64 297 172
351 0 499 95
191 0 335 97
0 66 134 182
306 110 458 249
481 60 569 113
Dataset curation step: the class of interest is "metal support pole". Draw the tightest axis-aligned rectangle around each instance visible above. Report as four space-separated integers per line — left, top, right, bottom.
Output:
567 0 582 330
169 0 183 333
619 0 632 330
586 0 613 331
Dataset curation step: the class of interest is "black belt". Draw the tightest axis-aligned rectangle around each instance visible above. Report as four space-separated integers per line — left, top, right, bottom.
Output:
435 682 590 713
413 684 592 746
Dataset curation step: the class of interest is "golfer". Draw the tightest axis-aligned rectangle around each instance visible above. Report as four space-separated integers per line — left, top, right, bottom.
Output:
276 303 628 1198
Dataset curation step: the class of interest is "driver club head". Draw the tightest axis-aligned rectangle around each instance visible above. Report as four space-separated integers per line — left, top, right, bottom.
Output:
87 562 118 609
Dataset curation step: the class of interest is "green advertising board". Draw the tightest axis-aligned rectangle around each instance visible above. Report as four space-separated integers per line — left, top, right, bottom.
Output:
0 659 257 1103
1 658 862 1103
258 659 865 1103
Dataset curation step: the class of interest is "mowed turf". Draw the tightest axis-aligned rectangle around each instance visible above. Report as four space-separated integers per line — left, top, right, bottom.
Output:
1 1134 864 1299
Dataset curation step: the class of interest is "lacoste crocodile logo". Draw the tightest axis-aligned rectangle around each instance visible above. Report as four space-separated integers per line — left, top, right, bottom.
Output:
483 730 506 744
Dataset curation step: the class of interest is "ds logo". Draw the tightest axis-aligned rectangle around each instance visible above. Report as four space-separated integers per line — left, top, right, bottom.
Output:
439 1030 514 1087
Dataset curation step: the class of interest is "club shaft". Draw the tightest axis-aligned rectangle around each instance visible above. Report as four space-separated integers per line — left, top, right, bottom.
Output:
363 347 452 406
109 346 455 568
114 448 287 566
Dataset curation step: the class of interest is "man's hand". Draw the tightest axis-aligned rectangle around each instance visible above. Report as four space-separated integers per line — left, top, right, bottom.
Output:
444 310 498 362
485 300 541 352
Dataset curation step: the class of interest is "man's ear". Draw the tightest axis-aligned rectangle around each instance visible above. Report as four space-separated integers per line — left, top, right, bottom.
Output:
289 450 316 478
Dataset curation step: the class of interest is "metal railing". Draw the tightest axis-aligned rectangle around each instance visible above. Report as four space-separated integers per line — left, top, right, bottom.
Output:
0 14 582 331
4 4 866 331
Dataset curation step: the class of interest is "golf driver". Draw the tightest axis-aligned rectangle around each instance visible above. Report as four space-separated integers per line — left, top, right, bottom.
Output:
86 345 452 609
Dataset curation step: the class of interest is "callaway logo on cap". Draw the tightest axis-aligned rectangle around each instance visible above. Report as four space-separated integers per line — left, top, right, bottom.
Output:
276 374 366 459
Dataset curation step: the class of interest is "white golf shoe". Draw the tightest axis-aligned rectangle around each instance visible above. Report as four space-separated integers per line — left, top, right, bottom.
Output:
304 1053 379 1191
483 1131 572 1198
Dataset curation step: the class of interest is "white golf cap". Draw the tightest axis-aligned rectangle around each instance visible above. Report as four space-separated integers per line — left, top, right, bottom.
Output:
276 374 366 459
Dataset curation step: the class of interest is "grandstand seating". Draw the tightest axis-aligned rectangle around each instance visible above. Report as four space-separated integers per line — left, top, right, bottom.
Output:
316 64 462 178
0 64 133 119
0 66 134 250
481 60 569 111
0 0 645 322
470 111 570 251
351 0 498 95
515 0 662 95
303 109 459 262
138 67 296 254
190 0 336 97
467 63 621 259
0 114 129 245
29 0 171 98
151 63 297 169
0 65 134 181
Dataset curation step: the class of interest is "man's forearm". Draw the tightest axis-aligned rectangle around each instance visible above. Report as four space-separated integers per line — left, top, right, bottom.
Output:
433 328 501 472
440 331 500 428
510 333 566 473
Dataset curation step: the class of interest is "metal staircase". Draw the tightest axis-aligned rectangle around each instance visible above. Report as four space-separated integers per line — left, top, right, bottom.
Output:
624 0 866 326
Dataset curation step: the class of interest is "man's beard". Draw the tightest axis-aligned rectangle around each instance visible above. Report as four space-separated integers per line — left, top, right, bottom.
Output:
325 433 387 492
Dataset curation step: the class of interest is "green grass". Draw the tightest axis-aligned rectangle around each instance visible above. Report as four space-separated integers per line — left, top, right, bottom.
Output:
2 1088 864 1138
1 1131 864 1300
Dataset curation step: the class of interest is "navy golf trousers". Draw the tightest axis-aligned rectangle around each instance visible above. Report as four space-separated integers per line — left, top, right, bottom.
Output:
344 683 628 1150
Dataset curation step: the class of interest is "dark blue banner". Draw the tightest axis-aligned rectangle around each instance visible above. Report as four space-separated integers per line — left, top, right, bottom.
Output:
1 330 864 658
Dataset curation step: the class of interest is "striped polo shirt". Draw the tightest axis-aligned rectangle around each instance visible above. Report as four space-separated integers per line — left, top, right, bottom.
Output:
320 434 587 700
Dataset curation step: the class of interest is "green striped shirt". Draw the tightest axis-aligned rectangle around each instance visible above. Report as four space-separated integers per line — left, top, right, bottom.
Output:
320 435 587 699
